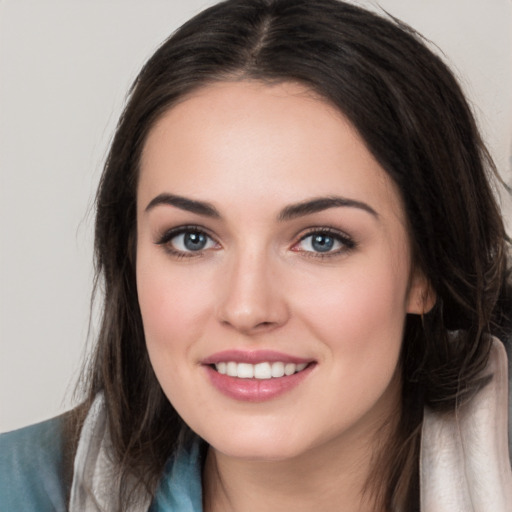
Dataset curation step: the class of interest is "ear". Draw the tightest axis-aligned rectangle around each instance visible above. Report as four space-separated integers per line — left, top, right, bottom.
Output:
406 269 436 315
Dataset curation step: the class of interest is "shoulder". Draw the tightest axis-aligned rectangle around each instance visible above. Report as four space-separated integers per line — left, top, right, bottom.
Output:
0 415 69 512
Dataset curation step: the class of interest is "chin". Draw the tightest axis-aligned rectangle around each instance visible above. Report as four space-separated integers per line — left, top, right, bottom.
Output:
214 442 305 462
201 425 318 462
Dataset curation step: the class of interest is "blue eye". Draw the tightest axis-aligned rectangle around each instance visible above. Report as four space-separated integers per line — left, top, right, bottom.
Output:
310 234 336 252
181 232 209 251
296 230 354 255
157 227 218 255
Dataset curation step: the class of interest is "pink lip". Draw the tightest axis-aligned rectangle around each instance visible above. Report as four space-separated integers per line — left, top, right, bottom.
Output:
201 350 311 365
201 350 316 402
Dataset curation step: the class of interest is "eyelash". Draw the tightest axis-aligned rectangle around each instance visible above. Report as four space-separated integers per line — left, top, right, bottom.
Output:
293 227 356 259
155 225 356 259
156 225 219 259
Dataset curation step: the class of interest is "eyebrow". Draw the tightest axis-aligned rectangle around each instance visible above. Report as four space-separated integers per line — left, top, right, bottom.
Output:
145 193 378 220
278 196 378 221
145 193 221 218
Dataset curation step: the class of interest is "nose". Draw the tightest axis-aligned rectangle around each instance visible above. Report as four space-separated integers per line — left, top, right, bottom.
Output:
216 249 289 335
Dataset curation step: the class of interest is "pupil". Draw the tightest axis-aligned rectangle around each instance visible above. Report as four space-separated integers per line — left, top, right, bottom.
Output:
312 234 334 252
184 232 207 251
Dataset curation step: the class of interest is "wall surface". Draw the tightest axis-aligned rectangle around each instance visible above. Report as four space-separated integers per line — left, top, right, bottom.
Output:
1 0 511 432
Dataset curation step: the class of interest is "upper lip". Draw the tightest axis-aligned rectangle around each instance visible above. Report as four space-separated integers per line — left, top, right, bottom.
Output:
201 350 313 365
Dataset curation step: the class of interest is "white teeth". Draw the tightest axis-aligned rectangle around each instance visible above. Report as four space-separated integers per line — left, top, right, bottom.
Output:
237 363 254 378
284 363 296 376
226 361 238 377
254 362 272 379
271 362 285 378
214 361 309 379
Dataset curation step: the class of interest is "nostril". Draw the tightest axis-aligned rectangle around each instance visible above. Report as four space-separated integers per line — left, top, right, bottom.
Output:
253 321 279 332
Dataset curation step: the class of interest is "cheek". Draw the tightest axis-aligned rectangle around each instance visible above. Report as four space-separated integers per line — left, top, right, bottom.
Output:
135 251 215 403
294 253 409 379
136 268 217 428
301 262 407 334
136 254 212 346
299 265 407 423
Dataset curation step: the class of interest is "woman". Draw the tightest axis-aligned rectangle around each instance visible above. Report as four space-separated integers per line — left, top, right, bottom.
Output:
1 0 511 510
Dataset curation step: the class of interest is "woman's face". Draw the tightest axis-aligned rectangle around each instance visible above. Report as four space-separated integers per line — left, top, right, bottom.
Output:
136 81 428 461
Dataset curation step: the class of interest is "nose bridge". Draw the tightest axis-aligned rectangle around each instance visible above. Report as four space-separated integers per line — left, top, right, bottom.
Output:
217 243 287 333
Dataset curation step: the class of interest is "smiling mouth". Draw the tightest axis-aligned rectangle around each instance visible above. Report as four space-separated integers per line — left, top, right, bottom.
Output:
211 361 310 379
204 356 315 401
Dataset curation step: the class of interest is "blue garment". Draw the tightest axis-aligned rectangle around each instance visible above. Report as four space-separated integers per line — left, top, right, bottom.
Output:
150 441 203 512
0 416 203 511
0 416 67 512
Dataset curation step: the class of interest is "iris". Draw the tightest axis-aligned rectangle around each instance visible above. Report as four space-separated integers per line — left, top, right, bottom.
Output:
183 232 208 251
311 234 335 252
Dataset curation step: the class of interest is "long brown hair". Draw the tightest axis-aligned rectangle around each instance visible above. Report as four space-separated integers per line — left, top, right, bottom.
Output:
74 0 511 509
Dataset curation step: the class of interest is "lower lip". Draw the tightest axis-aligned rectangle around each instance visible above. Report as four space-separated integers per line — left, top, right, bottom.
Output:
204 364 315 402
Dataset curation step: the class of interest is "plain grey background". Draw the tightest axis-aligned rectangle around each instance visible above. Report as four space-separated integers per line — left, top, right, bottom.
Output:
1 0 511 432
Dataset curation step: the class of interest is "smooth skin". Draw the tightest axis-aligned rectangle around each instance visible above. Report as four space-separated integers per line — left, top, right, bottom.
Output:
136 81 433 511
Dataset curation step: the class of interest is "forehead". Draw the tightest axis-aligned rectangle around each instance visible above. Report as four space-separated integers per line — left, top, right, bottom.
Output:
138 80 404 223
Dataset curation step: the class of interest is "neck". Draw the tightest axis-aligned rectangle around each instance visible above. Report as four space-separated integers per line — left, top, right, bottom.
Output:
202 418 394 512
